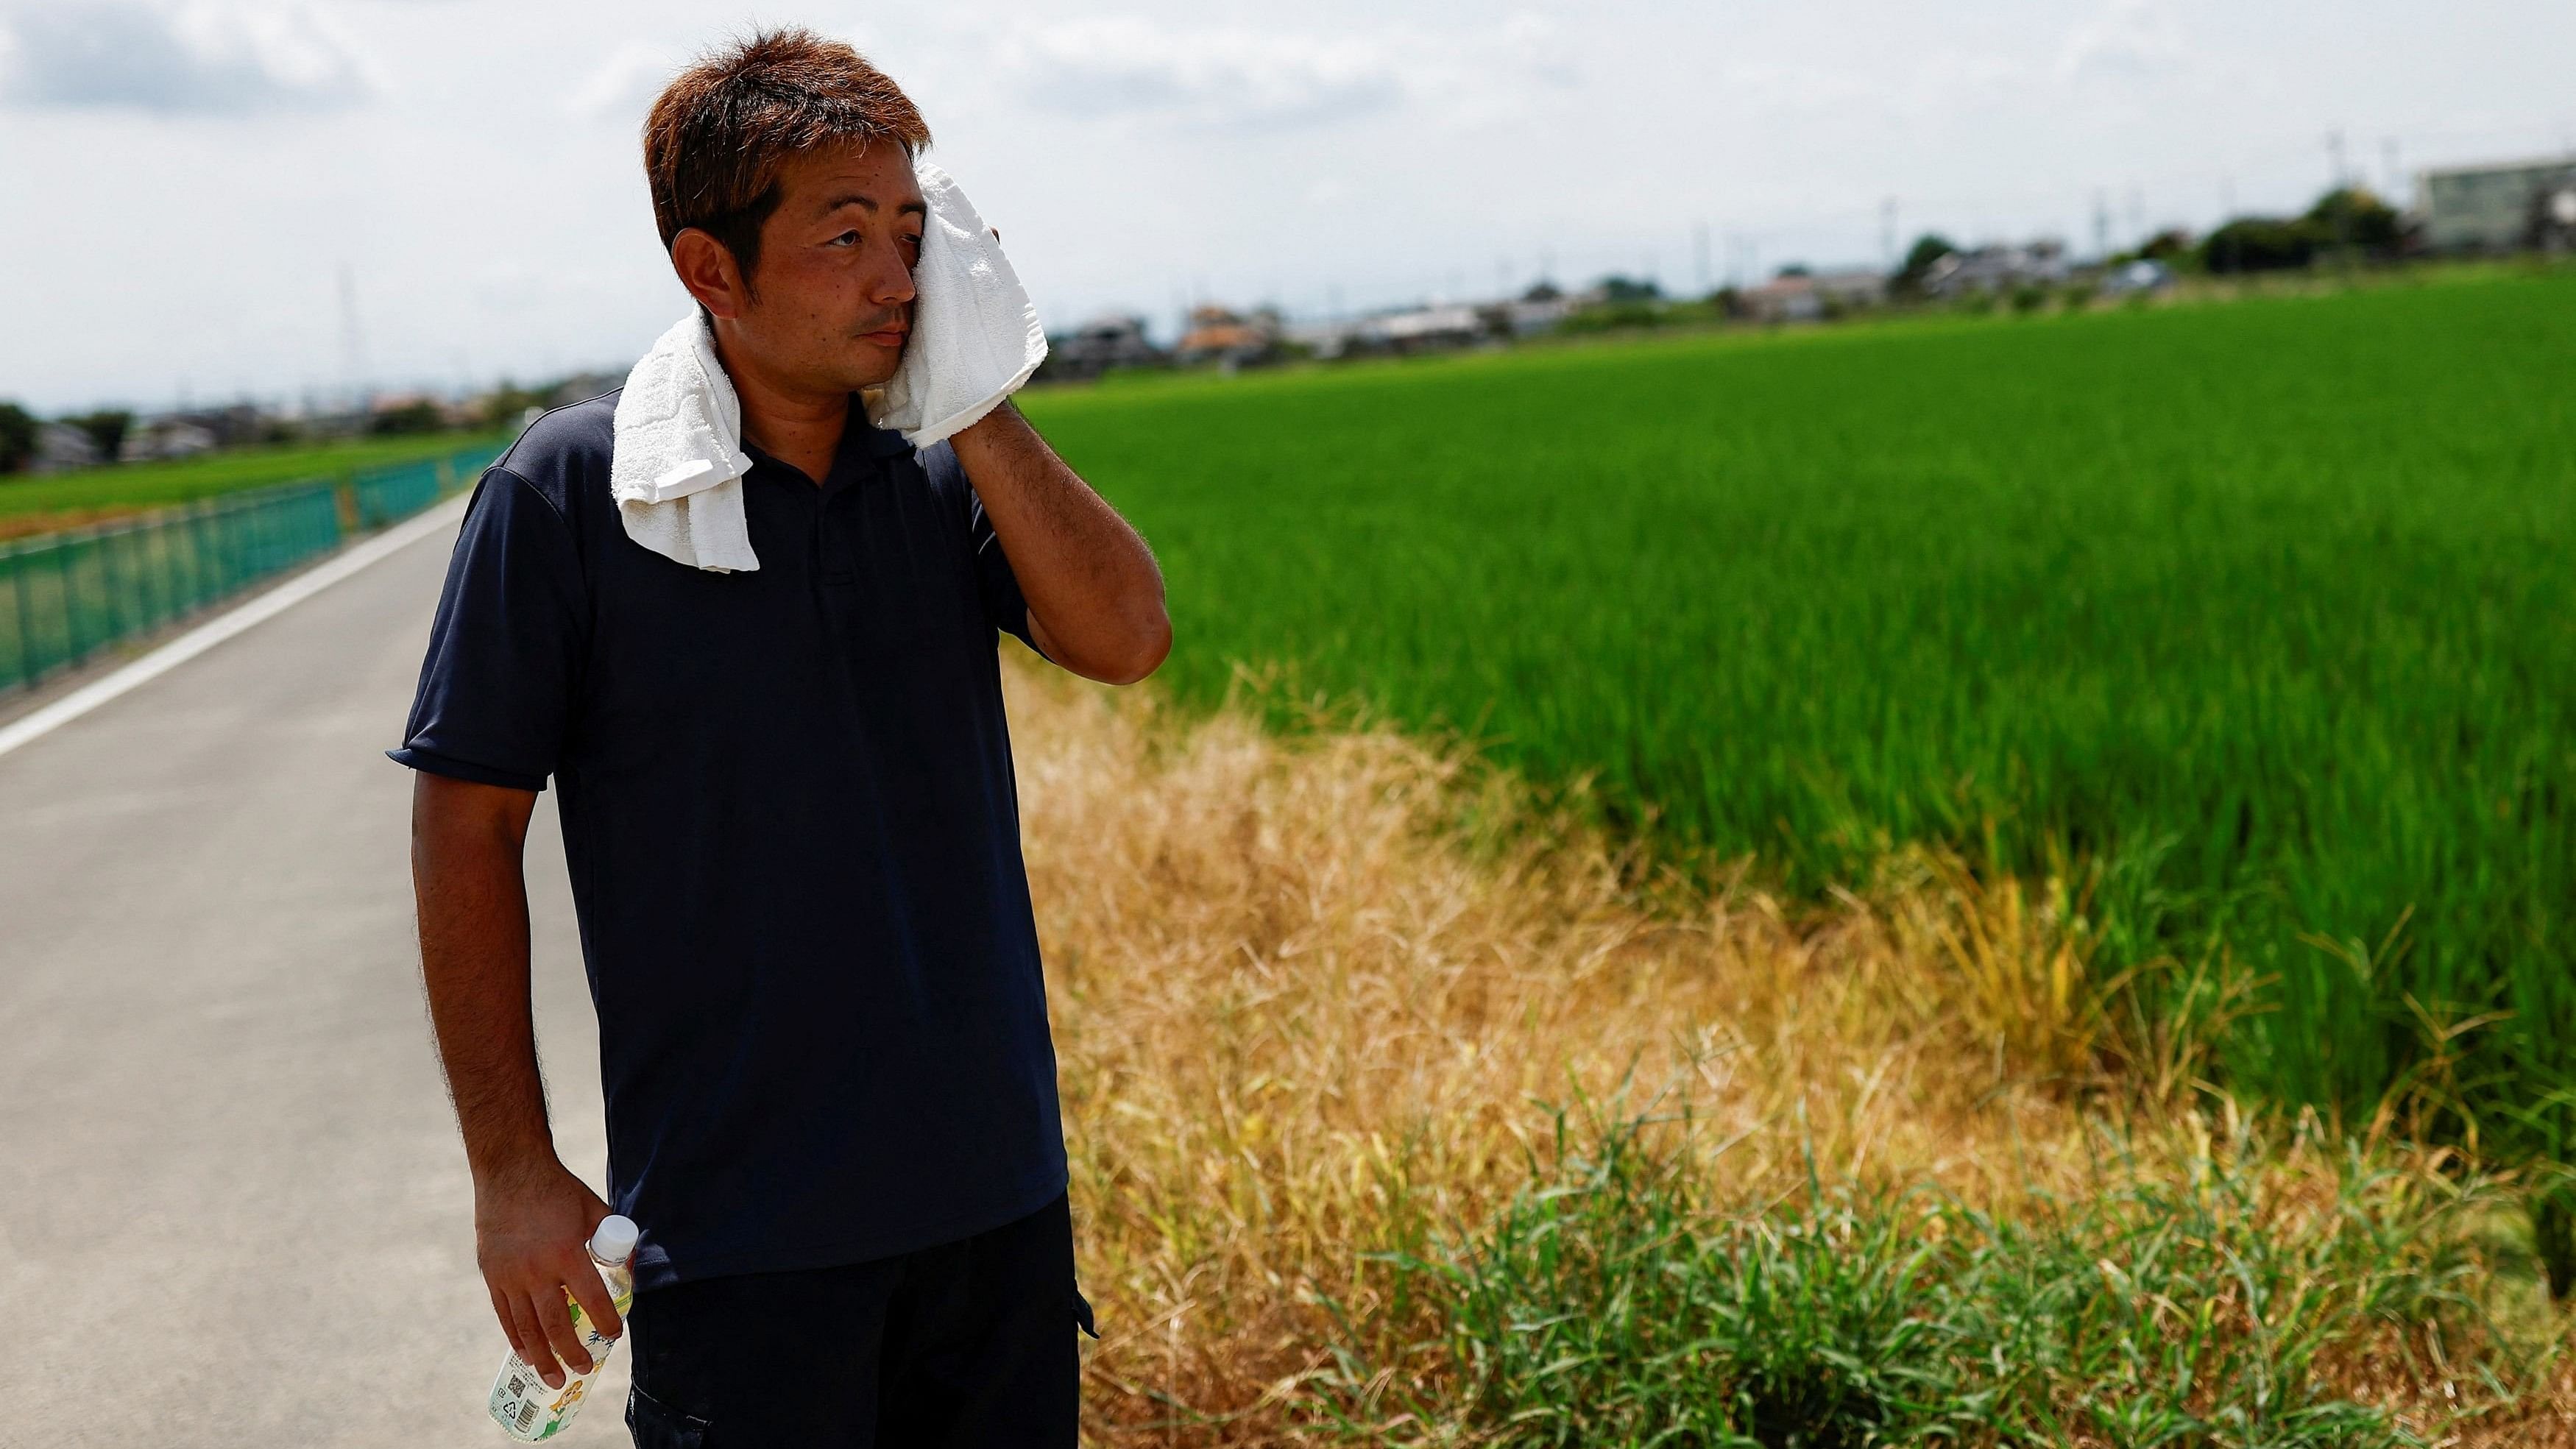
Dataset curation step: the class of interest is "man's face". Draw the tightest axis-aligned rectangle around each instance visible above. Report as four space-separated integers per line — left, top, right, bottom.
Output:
732 140 924 392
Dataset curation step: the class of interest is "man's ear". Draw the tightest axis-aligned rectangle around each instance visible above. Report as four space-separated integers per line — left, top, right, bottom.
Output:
670 229 751 319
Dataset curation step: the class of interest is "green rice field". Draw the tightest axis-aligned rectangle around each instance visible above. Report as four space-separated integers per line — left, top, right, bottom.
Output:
0 428 511 522
1020 270 2576 1149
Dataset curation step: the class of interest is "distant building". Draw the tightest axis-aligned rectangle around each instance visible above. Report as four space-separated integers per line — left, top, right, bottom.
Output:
32 422 99 472
2101 258 2176 297
1281 317 1364 360
1924 241 2070 297
1738 268 1887 323
1287 302 1501 360
157 404 275 447
1493 294 1574 335
1175 305 1281 370
119 417 219 462
2418 155 2576 252
1369 302 1489 353
1048 315 1163 380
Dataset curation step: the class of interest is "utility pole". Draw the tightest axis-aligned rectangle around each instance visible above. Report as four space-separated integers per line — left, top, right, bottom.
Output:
2326 130 2352 262
2218 177 2237 274
1880 197 1898 272
2381 138 2402 205
337 263 367 413
1694 222 1712 297
2092 189 2111 263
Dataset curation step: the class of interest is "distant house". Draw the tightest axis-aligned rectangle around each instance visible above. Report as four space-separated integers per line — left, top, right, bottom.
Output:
1048 315 1163 380
1175 305 1283 370
1738 274 1823 323
1924 241 2070 297
160 404 274 447
1738 268 1887 323
1369 302 1489 353
118 417 219 462
1281 317 1364 361
2101 258 2176 297
1288 302 1500 360
32 422 99 472
2418 155 2576 252
1495 294 1574 335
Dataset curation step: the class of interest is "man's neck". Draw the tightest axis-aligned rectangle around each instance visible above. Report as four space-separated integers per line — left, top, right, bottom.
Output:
709 327 849 487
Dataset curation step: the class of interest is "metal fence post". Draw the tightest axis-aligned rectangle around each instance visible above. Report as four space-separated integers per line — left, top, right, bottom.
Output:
7 547 29 690
54 536 78 665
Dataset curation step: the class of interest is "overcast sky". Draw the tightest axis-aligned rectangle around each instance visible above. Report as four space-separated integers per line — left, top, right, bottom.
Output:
1 0 2569 413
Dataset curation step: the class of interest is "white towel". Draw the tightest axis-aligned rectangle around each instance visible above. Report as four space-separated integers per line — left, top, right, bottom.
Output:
864 162 1050 448
609 162 1044 574
608 311 760 573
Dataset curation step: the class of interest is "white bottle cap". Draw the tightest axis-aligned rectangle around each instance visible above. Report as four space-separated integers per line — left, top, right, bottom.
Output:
588 1214 640 1263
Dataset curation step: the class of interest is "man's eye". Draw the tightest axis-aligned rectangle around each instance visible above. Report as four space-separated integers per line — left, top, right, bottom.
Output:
831 230 861 247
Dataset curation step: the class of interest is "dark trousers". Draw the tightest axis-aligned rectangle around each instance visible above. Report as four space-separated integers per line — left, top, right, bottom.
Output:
624 1190 1098 1447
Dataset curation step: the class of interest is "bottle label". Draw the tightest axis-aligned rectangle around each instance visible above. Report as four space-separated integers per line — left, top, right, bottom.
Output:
487 1276 635 1441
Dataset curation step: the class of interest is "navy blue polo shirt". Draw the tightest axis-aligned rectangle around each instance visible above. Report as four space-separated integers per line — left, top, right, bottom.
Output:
388 391 1069 1292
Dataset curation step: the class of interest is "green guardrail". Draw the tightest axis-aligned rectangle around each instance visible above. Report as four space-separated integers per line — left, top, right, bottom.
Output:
1 440 511 694
353 458 441 528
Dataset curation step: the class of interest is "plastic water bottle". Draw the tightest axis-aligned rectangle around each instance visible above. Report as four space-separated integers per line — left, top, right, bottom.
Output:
488 1214 640 1441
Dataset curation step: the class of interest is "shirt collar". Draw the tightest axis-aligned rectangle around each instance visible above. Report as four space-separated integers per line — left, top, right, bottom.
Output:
740 394 913 491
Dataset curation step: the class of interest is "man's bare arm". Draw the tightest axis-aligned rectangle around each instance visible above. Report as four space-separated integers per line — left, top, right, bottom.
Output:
409 771 623 1389
949 399 1172 685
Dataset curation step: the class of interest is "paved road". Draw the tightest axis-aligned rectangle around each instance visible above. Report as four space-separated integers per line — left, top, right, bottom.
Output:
0 497 631 1446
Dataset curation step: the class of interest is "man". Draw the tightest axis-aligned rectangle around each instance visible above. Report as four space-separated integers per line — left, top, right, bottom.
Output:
390 28 1168 1447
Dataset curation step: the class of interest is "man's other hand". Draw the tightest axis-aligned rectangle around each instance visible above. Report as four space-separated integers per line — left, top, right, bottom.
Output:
475 1158 623 1389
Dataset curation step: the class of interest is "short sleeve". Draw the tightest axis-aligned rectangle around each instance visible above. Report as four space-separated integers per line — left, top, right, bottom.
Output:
921 439 1048 661
966 483 1049 661
385 467 589 793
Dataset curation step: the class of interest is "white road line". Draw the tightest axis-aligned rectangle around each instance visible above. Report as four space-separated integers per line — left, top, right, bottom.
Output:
0 491 470 761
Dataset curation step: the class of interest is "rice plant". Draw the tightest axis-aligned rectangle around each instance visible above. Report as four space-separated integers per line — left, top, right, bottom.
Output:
1022 270 2576 1162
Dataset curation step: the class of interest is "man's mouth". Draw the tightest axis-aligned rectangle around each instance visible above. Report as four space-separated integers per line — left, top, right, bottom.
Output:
860 322 909 347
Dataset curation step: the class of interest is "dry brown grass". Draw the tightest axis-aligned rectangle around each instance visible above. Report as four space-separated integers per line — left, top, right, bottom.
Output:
0 506 145 542
999 648 2575 1445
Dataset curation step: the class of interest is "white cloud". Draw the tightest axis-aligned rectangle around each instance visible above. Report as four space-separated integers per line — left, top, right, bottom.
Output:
1713 49 2032 130
562 40 678 122
0 1 371 114
995 13 1577 133
2059 0 2190 85
3 0 2572 412
1003 16 1406 130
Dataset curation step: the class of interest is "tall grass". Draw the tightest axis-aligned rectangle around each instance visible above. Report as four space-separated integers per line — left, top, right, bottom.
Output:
1018 271 2576 1156
1314 1099 2513 1448
996 649 2574 1445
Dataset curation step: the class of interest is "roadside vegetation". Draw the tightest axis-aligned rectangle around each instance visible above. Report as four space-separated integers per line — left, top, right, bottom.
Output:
0 429 512 539
1010 269 2576 1439
1004 648 2574 1444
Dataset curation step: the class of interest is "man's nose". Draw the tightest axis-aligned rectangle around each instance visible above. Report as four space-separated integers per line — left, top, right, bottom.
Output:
871 243 917 308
